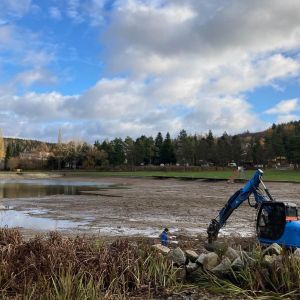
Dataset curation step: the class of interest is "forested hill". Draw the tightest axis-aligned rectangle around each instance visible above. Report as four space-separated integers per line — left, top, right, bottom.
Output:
3 138 55 156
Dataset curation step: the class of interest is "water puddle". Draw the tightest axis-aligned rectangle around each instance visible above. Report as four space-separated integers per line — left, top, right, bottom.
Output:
0 209 86 231
0 179 113 198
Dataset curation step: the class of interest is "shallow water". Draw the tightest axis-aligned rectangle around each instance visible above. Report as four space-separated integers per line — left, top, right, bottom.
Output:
0 179 112 198
0 209 86 230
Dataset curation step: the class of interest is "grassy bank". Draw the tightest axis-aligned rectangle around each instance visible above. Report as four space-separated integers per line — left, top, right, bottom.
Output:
2 168 300 182
58 169 300 183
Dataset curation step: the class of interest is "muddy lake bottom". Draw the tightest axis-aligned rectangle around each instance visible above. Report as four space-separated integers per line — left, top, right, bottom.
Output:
1 175 299 244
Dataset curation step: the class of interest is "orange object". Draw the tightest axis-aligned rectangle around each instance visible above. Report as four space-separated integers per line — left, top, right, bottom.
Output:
286 216 298 221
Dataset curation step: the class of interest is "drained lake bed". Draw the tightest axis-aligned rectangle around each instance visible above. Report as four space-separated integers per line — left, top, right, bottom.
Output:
0 175 299 239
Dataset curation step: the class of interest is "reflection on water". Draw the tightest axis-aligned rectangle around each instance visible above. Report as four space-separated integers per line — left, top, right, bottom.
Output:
0 210 86 230
0 179 111 198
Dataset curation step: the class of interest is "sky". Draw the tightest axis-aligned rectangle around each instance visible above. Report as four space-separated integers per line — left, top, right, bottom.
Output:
0 0 300 143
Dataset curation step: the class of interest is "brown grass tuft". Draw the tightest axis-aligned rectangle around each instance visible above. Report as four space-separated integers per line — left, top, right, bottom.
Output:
0 229 182 299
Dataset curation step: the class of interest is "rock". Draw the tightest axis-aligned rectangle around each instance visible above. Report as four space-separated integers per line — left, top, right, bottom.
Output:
205 242 228 255
168 247 186 266
185 250 198 262
264 255 282 267
203 252 219 271
152 244 170 254
196 253 206 265
264 254 276 264
211 257 232 274
293 248 300 257
224 247 240 262
231 257 244 269
262 243 282 256
186 262 200 273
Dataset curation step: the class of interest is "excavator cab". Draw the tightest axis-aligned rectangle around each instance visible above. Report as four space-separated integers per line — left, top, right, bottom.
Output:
257 202 300 247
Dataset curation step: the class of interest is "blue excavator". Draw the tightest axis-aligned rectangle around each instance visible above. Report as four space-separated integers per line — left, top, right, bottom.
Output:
207 169 300 248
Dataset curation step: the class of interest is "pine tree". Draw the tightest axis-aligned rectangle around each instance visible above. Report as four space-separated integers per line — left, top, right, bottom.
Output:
160 132 176 164
153 132 163 165
4 143 13 170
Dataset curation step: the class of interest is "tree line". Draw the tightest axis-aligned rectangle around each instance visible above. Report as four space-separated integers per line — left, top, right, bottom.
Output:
2 121 300 170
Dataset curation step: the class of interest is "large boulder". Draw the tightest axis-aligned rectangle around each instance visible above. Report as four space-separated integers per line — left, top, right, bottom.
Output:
152 244 170 254
224 247 240 262
196 253 207 265
185 250 199 262
205 242 228 255
211 257 232 274
168 247 187 266
203 252 219 271
262 243 282 256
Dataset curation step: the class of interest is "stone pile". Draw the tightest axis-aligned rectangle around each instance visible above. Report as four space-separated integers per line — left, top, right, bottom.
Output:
152 242 298 280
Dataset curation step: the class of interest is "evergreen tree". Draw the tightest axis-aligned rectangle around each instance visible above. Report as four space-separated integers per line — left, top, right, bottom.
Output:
216 132 231 166
111 138 126 166
160 132 176 164
206 130 216 164
153 132 163 165
4 143 13 170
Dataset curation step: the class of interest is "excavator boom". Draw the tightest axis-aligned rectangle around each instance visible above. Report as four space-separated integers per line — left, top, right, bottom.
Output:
207 169 271 243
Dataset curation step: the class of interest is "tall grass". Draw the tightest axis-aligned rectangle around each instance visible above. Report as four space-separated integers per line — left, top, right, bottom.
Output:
0 229 183 299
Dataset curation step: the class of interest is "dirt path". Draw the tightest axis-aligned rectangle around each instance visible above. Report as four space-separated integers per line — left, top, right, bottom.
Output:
2 176 300 240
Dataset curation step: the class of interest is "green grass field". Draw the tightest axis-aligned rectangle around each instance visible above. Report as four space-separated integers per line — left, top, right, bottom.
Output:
58 169 300 182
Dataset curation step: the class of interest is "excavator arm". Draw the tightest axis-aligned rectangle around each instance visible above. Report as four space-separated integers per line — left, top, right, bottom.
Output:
207 169 273 243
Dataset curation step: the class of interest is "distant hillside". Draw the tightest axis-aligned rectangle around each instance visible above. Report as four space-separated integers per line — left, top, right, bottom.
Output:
235 120 300 142
3 137 55 153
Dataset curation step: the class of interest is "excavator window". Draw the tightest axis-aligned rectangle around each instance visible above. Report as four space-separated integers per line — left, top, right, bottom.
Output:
257 203 286 240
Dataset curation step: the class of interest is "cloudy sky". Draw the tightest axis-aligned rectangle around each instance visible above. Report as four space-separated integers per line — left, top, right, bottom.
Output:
0 0 300 142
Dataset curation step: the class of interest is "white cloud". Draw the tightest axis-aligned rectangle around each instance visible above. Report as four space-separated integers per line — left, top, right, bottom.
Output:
22 50 55 67
67 0 83 22
183 96 264 134
265 99 299 115
277 114 300 123
0 25 21 50
66 0 106 25
2 0 300 141
0 0 32 19
10 92 76 122
15 69 57 87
